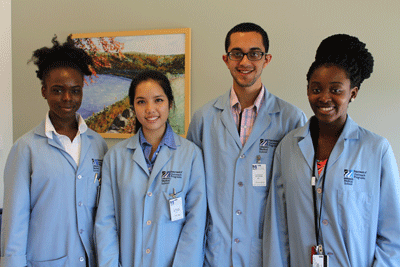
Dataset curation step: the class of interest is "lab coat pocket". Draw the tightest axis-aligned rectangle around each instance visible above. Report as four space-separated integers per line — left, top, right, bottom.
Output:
249 237 262 266
338 190 372 232
87 172 100 209
28 255 67 267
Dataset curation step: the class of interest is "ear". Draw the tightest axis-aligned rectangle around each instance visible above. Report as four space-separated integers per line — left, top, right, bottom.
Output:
222 54 229 67
263 54 272 69
350 86 359 100
41 86 47 99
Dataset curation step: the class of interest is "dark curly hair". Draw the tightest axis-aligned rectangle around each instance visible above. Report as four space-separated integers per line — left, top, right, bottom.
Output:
306 34 374 89
29 35 93 85
128 70 175 134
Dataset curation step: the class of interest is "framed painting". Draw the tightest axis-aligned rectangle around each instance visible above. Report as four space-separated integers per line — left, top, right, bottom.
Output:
70 28 191 138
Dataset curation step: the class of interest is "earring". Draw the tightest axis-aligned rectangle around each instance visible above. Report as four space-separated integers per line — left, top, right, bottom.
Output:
350 98 355 102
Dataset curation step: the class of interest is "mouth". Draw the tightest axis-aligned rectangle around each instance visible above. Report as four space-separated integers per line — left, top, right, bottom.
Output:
145 116 159 122
237 69 253 75
317 106 334 114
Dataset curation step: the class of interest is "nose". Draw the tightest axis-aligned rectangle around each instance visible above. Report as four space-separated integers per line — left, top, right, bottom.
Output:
239 54 252 65
145 102 155 113
319 90 331 102
62 90 72 101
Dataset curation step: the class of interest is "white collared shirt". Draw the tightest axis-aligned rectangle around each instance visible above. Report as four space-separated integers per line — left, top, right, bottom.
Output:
45 112 88 167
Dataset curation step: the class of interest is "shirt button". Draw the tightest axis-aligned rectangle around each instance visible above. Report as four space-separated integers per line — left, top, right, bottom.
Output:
240 154 245 159
147 192 152 197
79 256 84 262
80 229 84 234
238 182 244 187
243 125 247 129
147 220 152 225
234 238 240 243
78 202 83 206
317 188 322 194
77 175 82 179
236 210 242 215
146 248 151 254
322 220 329 226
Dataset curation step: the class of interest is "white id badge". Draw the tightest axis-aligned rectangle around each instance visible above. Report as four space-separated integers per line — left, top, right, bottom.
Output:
169 197 184 221
252 164 266 186
312 255 329 267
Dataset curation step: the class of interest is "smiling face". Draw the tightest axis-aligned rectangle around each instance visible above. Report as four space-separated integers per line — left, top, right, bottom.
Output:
223 31 271 93
307 65 358 128
41 67 84 124
133 79 171 138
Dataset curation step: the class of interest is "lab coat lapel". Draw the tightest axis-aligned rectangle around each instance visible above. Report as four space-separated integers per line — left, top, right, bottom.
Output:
296 121 314 171
326 116 359 170
216 91 242 149
79 132 91 167
147 145 172 190
128 135 150 176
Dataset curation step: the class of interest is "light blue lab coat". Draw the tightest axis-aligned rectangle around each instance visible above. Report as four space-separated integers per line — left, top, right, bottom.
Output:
263 116 400 266
95 130 207 267
186 87 306 266
1 119 107 267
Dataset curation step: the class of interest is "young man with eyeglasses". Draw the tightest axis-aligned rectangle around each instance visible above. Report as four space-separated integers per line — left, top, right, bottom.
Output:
187 22 306 266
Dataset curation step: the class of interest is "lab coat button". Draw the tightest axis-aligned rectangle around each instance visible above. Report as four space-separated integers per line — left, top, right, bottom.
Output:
79 257 84 262
146 248 151 254
147 192 152 197
234 238 240 243
236 210 242 215
77 175 82 179
238 182 244 187
147 220 152 225
322 220 329 225
240 154 245 159
78 201 83 206
317 188 322 194
80 229 84 234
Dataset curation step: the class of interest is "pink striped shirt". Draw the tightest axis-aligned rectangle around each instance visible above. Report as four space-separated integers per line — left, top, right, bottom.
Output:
230 86 265 145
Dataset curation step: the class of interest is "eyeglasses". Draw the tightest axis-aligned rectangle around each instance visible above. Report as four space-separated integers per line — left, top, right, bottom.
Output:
227 50 266 61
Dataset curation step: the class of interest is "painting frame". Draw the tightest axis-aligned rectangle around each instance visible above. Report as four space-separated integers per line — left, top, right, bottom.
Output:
70 28 191 139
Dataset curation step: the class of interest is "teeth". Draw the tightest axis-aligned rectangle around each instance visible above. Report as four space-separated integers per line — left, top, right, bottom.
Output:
147 117 158 121
320 107 333 112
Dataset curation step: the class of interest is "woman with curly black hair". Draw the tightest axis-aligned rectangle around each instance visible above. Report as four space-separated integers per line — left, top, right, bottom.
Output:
263 34 400 266
0 36 107 267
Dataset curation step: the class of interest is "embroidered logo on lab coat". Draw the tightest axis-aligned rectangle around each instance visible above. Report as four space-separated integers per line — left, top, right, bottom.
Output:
162 171 183 184
344 169 367 185
259 139 279 153
92 159 103 172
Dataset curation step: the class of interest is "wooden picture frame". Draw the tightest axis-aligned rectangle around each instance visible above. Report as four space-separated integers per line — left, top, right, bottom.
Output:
70 28 191 138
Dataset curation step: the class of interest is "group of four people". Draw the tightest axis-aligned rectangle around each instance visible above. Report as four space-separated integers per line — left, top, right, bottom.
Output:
1 22 400 267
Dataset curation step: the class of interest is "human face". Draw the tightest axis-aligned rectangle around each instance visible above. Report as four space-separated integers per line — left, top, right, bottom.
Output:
307 65 358 128
41 67 84 123
223 32 272 92
133 79 171 137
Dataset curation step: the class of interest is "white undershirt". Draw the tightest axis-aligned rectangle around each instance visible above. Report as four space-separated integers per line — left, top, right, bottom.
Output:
45 112 88 167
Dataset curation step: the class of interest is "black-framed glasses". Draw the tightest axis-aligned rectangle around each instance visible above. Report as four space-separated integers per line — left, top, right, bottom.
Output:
227 50 265 61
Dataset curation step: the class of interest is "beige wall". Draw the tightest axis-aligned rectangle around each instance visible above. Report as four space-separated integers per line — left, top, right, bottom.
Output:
12 0 400 163
1 0 12 208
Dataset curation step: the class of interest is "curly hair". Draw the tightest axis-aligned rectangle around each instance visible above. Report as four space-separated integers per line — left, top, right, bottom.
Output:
29 35 93 84
306 34 374 89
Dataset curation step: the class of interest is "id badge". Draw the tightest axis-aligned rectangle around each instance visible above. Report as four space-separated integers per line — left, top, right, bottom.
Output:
312 255 329 267
169 197 184 221
252 164 266 186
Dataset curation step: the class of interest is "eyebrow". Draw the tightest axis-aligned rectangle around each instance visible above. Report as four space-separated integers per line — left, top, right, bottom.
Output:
230 47 263 51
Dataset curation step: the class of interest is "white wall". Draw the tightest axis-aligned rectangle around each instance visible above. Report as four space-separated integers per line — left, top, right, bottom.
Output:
11 1 400 164
0 0 12 208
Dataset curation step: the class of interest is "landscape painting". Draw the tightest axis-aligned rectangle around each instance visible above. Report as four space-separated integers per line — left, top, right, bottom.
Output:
70 28 191 138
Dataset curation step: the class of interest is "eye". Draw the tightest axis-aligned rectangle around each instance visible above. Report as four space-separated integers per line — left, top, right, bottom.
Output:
72 88 82 94
232 51 243 57
136 100 145 105
311 88 321 94
51 88 62 93
155 98 164 103
330 87 342 94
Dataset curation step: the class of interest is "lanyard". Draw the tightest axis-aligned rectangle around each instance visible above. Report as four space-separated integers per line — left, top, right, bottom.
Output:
311 153 328 254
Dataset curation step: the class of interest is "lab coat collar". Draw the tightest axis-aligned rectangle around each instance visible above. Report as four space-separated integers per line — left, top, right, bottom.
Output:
296 115 360 171
213 86 280 151
127 131 181 186
34 118 96 170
